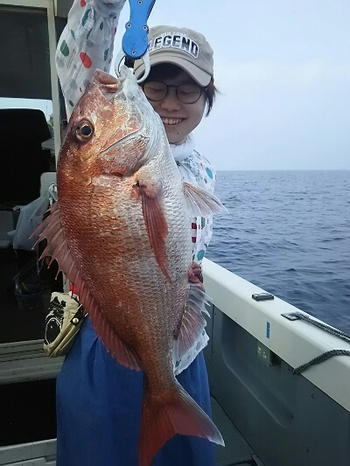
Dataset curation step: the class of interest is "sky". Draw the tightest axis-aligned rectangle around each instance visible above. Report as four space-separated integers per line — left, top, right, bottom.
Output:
1 0 349 170
117 0 350 170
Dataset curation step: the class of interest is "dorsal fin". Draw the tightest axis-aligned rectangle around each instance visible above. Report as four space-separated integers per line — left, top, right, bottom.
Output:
34 203 141 371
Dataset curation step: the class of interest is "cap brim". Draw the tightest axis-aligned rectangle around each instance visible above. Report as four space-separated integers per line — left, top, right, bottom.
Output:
134 54 211 87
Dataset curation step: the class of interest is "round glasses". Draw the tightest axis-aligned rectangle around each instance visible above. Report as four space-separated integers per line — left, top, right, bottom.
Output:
142 81 205 104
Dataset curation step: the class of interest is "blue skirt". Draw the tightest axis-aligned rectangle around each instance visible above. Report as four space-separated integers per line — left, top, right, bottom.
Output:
56 318 216 466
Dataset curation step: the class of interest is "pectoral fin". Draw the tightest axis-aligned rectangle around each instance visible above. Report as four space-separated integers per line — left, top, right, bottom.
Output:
183 181 228 216
138 181 171 282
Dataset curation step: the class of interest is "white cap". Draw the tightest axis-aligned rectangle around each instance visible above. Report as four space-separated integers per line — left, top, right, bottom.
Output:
134 25 214 86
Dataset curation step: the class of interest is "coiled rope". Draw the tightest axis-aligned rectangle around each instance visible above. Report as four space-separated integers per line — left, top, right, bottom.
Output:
293 349 350 375
282 312 350 375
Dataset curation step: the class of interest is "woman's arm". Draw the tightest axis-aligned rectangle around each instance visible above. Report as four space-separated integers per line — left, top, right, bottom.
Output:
56 0 126 118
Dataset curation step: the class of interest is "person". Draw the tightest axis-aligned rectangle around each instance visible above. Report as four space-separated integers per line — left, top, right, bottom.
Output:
54 1 220 464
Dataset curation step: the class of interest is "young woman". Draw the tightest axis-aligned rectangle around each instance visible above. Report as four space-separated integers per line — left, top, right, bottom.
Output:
55 1 219 464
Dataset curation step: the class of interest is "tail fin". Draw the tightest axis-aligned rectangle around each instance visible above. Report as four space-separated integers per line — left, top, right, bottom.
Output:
138 382 224 466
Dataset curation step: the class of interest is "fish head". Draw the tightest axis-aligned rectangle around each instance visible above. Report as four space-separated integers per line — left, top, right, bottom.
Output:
57 66 164 190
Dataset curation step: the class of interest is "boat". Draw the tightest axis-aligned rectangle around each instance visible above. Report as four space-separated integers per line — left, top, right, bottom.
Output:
1 1 350 465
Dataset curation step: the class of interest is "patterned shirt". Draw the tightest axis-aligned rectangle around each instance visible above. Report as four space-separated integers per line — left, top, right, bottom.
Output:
55 0 217 374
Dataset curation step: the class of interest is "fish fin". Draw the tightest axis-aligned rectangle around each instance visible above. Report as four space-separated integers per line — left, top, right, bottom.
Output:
90 309 142 370
34 203 91 298
34 203 141 371
139 182 171 282
139 381 224 466
183 181 228 217
173 285 210 362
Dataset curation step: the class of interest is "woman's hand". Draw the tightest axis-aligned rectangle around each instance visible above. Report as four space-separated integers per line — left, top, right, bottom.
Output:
188 262 205 292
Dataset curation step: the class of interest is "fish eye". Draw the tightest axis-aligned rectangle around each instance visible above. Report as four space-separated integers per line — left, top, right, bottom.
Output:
75 119 94 142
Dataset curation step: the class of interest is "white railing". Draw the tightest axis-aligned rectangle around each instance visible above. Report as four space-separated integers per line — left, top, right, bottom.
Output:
203 258 350 412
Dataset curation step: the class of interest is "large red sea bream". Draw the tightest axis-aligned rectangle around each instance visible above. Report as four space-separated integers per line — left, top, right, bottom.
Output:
36 66 225 465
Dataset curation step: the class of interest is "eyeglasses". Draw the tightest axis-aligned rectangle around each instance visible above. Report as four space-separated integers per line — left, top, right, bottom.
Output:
142 81 206 104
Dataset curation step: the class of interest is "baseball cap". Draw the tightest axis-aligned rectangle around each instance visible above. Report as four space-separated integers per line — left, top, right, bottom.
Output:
134 25 214 86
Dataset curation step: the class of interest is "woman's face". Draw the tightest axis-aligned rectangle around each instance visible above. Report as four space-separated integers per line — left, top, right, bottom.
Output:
145 71 206 145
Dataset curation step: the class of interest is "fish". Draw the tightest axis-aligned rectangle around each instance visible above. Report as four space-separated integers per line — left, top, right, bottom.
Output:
35 66 226 465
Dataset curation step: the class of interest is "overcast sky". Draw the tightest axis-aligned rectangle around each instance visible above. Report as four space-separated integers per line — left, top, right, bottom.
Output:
1 0 349 170
116 0 350 170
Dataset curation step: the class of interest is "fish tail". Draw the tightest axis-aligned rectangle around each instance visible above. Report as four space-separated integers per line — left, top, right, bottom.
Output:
138 382 224 466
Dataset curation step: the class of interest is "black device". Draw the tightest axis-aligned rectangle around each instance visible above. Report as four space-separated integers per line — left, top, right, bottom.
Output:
252 292 275 302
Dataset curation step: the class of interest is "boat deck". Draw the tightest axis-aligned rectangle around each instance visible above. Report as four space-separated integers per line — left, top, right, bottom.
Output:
212 397 259 466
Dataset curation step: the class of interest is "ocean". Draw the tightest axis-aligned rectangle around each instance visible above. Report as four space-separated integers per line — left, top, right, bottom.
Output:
206 170 350 333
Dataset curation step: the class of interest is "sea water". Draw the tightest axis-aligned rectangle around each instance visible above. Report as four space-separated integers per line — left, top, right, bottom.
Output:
206 170 350 333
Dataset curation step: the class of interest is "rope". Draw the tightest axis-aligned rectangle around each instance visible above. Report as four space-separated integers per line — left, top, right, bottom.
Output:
282 312 350 374
293 312 350 344
293 349 350 375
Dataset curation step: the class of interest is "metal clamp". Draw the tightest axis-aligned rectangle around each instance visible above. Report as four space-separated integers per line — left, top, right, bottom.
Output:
123 0 156 60
114 0 155 81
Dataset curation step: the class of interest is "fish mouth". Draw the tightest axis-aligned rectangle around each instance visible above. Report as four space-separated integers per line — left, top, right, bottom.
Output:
94 66 158 175
94 70 121 103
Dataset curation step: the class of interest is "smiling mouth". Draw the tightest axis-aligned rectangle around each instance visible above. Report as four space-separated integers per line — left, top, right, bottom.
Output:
161 117 183 125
